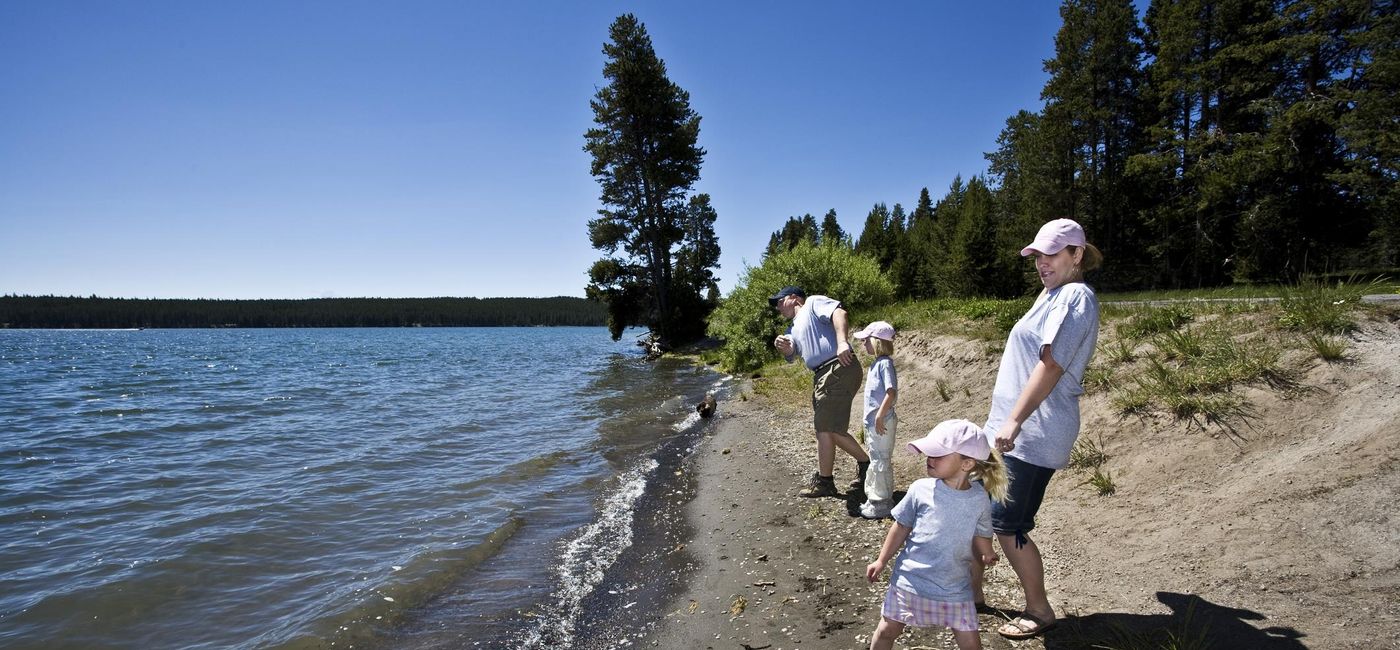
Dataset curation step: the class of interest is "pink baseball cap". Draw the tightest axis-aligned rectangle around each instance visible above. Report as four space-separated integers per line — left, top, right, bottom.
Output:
907 419 991 460
853 320 896 341
1020 218 1086 257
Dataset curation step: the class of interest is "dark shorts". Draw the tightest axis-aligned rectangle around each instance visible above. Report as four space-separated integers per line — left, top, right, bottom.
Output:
812 357 860 435
991 454 1056 540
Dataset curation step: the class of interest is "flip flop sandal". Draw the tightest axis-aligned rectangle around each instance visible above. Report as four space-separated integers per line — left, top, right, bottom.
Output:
998 612 1057 639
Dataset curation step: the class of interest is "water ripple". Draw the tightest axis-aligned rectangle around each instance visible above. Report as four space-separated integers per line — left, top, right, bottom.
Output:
0 328 719 649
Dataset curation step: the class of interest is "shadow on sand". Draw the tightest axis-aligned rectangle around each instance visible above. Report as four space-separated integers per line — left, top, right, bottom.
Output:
839 494 1305 647
1040 591 1308 649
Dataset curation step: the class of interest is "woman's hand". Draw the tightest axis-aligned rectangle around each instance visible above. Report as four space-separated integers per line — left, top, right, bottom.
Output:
993 420 1021 453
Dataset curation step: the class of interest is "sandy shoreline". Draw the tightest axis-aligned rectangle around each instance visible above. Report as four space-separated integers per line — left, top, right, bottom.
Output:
637 316 1400 649
637 386 1030 650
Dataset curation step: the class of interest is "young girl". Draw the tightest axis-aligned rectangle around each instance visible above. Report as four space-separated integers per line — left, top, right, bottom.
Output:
864 419 1009 650
853 320 898 519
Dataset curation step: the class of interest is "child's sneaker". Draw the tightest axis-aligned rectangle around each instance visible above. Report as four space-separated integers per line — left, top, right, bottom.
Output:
859 500 891 519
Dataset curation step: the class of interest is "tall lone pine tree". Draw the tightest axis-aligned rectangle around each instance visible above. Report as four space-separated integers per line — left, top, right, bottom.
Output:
584 14 720 349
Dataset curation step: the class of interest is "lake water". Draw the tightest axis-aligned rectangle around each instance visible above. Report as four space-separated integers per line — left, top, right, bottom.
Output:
0 328 730 649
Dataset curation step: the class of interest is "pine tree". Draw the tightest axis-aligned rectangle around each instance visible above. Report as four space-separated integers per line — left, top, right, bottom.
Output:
1333 0 1400 266
764 215 821 257
584 14 718 347
987 111 1072 294
854 203 893 268
820 209 847 247
1041 0 1150 288
891 190 934 298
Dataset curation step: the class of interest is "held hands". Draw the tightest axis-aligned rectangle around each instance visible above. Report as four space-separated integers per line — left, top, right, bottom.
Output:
993 420 1022 453
980 551 999 568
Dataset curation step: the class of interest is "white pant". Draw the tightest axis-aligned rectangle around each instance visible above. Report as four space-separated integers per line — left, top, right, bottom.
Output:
864 412 897 503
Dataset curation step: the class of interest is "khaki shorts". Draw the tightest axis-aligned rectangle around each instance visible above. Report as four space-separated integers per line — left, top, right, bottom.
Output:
811 357 861 435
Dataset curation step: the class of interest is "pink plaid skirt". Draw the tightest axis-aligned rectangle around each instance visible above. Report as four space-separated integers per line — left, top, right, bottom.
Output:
880 584 979 631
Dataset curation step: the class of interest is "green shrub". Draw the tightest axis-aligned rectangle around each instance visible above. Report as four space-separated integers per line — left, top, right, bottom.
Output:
707 243 895 372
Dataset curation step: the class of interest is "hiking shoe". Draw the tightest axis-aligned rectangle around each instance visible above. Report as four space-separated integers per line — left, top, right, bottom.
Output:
799 473 838 498
859 500 891 519
848 461 871 491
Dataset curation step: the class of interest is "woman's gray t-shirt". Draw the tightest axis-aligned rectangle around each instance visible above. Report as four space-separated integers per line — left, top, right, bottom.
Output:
984 282 1099 469
889 478 993 602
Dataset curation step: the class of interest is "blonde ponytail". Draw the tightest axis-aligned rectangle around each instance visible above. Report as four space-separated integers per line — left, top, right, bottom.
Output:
972 450 1010 504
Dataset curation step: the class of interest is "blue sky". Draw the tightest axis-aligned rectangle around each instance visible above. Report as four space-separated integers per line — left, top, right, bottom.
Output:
1 1 1080 300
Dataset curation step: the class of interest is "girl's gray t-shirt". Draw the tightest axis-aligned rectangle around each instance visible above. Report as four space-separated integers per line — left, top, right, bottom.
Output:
984 281 1100 469
889 477 993 602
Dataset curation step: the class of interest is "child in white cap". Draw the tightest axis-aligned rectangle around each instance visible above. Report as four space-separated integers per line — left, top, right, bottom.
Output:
864 419 1009 650
852 320 898 519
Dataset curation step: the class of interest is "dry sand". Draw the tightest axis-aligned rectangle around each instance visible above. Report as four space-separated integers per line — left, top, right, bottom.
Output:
639 311 1400 650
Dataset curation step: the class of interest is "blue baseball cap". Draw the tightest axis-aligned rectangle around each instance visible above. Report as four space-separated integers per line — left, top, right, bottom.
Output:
768 286 806 306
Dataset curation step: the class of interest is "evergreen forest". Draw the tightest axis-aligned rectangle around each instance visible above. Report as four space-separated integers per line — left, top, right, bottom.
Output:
0 296 606 329
767 0 1397 298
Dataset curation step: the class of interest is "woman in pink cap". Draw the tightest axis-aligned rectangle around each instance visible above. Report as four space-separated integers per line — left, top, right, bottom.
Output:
973 218 1102 640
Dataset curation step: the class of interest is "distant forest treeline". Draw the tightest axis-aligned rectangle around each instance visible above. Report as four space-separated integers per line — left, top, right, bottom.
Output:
0 296 607 329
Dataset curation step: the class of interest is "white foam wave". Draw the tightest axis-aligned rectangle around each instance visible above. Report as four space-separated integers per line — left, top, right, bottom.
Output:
517 458 659 649
671 411 701 432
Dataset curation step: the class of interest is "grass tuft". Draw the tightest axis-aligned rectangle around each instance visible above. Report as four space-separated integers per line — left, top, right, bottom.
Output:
1305 333 1349 361
1156 328 1205 360
936 379 952 402
1112 388 1153 416
1083 468 1116 496
1102 338 1138 363
1068 435 1109 470
1276 276 1387 334
1122 306 1193 339
1083 365 1115 394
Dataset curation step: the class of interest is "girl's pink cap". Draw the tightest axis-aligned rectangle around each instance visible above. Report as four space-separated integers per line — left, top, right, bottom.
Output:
1021 218 1086 257
853 320 896 341
907 419 991 460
